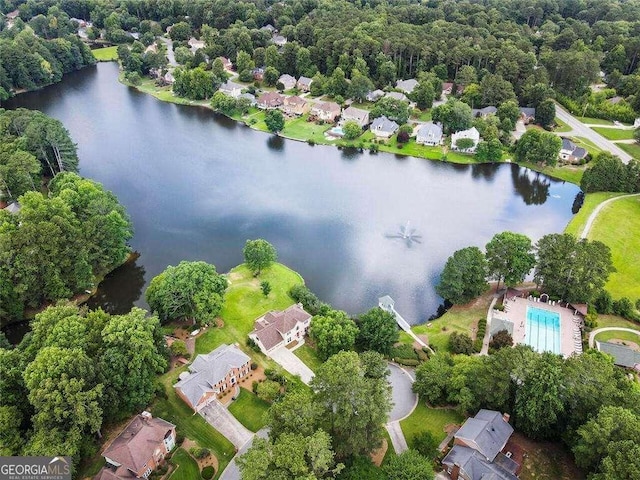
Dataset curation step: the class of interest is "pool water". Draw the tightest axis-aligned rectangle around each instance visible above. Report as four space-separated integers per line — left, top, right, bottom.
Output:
525 307 561 354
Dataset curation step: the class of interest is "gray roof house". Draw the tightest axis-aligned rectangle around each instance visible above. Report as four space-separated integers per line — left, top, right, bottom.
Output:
370 116 399 138
272 35 287 47
442 409 520 480
341 106 370 127
174 344 250 411
366 89 385 102
597 341 640 368
238 92 257 106
519 107 536 123
219 80 244 98
559 138 588 163
385 91 409 102
3 202 21 214
278 74 297 90
395 79 419 94
472 106 498 117
416 121 443 146
297 76 313 92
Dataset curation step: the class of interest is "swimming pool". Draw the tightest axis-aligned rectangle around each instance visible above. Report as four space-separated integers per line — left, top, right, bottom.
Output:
525 307 561 354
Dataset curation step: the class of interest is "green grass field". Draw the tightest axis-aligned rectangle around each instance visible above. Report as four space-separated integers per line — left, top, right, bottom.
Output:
281 114 331 142
553 117 572 133
564 192 625 236
584 195 640 300
169 448 201 480
572 136 603 156
618 142 640 160
520 162 585 185
228 388 270 432
576 116 616 126
400 401 464 445
92 46 118 61
596 314 640 330
591 127 635 141
195 263 304 357
293 344 324 371
594 329 640 345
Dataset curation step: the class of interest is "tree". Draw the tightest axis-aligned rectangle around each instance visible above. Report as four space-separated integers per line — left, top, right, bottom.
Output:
449 332 474 355
356 307 399 355
268 389 320 439
480 74 516 106
370 96 411 125
311 351 391 458
383 450 434 480
256 379 281 402
412 431 439 460
514 129 562 166
475 139 503 162
146 261 228 325
580 153 634 193
0 406 23 455
431 99 473 134
235 51 254 76
261 280 271 297
211 91 238 115
413 353 454 405
535 98 555 128
169 22 192 42
243 239 278 275
170 339 189 357
497 100 520 125
265 109 285 133
347 71 373 103
455 138 475 150
309 310 359 360
342 121 362 140
436 247 488 304
412 82 435 110
485 231 536 289
326 67 348 97
489 330 513 351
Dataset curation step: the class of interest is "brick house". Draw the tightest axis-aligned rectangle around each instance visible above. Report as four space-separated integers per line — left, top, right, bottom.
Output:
94 412 176 480
282 95 310 116
174 344 251 411
249 304 312 355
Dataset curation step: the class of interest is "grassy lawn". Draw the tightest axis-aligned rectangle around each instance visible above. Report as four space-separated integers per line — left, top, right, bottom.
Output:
618 142 640 160
597 314 640 330
564 192 625 236
169 448 201 480
572 136 603 156
293 343 324 371
410 292 492 352
400 400 464 445
594 329 640 344
591 127 635 141
280 114 331 142
195 263 304 357
520 162 585 185
585 195 640 300
553 117 572 133
152 368 235 478
92 46 118 61
576 116 615 126
228 388 270 432
411 110 432 121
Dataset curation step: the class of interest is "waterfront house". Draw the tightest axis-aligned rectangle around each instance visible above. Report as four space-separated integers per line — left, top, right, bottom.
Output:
257 92 285 109
366 90 385 102
278 74 297 90
219 80 244 98
249 304 312 355
370 116 399 139
94 412 176 480
451 127 480 152
416 122 444 146
282 95 310 116
395 79 419 94
174 344 251 411
559 138 587 163
311 101 341 122
297 76 313 92
341 106 370 127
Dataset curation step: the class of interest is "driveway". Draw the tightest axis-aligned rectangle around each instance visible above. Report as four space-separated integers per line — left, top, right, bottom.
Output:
385 362 418 454
269 346 315 384
157 37 177 67
219 428 269 480
199 400 253 450
554 103 632 164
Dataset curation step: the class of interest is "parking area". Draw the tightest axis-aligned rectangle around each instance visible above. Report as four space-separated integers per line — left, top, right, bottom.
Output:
269 346 315 384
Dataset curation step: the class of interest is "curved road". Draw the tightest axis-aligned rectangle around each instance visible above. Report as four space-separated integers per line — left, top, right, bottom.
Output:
580 193 640 239
589 327 640 348
385 363 418 455
554 103 632 164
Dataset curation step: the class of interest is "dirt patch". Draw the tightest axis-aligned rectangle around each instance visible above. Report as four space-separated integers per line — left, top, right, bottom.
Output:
370 438 388 466
216 318 224 328
511 432 585 480
609 338 640 351
228 272 243 282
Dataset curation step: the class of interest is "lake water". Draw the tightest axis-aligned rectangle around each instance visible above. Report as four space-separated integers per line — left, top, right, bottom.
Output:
5 62 580 331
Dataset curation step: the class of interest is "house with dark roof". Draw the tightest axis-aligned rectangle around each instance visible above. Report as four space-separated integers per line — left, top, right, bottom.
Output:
341 106 370 127
559 138 588 163
297 76 313 92
518 107 536 124
416 121 443 146
249 304 312 354
370 116 399 138
395 78 419 94
596 341 640 369
174 344 251 411
257 92 284 109
443 409 520 480
94 412 175 480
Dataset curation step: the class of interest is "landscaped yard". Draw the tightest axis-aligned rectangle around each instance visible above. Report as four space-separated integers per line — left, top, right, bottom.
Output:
564 192 625 236
520 162 585 185
553 117 572 133
584 195 640 300
293 343 324 372
281 114 331 142
92 46 118 61
591 127 635 141
594 329 640 345
596 314 640 331
400 400 464 445
169 448 201 480
618 142 640 160
228 387 270 432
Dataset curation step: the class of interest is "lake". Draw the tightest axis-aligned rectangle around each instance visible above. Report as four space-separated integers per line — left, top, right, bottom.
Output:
5 62 581 330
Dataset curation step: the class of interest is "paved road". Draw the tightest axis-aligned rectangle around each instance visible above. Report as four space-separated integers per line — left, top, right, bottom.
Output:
554 103 632 164
588 327 640 348
219 428 269 480
386 421 409 453
269 346 315 384
580 193 640 239
387 363 416 422
199 400 253 450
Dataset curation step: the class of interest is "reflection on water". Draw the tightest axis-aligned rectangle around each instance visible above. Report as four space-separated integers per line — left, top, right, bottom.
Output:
5 63 580 328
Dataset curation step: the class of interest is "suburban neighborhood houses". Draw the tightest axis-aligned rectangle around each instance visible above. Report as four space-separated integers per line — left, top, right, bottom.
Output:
249 303 312 355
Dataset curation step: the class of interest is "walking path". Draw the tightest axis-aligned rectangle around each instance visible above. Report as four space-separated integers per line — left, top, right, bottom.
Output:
588 327 640 348
379 296 434 353
199 400 253 450
480 295 499 355
386 422 409 453
580 193 640 239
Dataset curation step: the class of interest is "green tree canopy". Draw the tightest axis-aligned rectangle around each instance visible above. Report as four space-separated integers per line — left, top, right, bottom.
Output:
309 310 359 360
485 231 536 288
243 238 278 275
383 449 434 480
265 109 285 133
356 307 399 355
431 99 473 134
436 247 488 304
370 96 411 125
514 129 562 166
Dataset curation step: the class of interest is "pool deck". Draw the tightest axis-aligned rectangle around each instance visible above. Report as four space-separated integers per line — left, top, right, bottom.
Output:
492 296 583 357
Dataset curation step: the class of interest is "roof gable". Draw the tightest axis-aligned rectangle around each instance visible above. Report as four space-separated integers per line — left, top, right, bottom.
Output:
456 409 513 461
250 304 312 351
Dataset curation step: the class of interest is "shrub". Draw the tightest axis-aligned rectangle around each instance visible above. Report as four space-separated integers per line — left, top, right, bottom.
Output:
613 297 634 319
594 290 613 314
390 344 418 360
246 337 261 352
412 431 439 459
489 329 513 352
256 379 281 402
250 362 258 370
189 447 210 459
202 466 215 480
170 340 189 358
175 432 185 445
449 332 474 354
289 285 330 316
307 139 316 145
252 380 259 394
265 369 286 385
584 312 599 329
395 358 420 366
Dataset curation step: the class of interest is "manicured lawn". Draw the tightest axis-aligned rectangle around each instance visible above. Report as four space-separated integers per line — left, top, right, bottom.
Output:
564 192 625 236
195 263 304 357
152 368 235 478
591 127 635 141
92 46 118 61
410 293 492 352
576 116 616 126
411 110 432 121
594 329 640 345
585 195 640 300
572 136 603 156
597 314 640 330
169 448 201 480
400 400 464 445
553 117 572 133
519 162 584 185
281 115 331 142
228 388 270 432
293 344 324 372
618 142 640 160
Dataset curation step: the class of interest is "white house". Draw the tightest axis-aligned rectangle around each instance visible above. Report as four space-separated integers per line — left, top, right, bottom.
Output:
219 80 243 98
249 304 312 355
451 127 480 153
416 122 444 146
559 138 587 163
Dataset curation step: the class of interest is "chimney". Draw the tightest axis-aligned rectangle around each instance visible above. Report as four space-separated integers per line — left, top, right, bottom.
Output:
503 412 511 423
141 411 153 421
451 464 461 480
